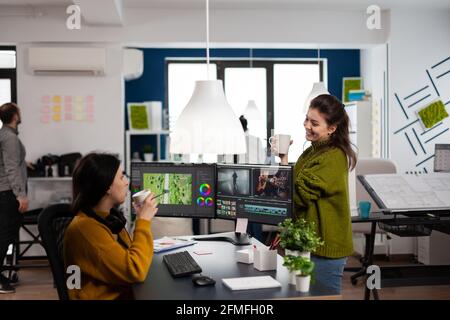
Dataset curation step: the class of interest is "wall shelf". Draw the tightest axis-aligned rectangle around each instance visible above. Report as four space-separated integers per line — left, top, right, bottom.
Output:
125 130 170 174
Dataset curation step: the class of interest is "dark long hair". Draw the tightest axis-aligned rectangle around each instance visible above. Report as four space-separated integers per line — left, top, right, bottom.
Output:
309 94 357 170
72 153 121 214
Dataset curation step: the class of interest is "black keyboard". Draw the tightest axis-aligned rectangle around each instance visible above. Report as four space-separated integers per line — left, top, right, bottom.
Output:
163 251 202 278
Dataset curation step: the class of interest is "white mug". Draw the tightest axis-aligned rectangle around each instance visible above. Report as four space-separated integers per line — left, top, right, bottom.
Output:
132 189 151 205
269 134 291 155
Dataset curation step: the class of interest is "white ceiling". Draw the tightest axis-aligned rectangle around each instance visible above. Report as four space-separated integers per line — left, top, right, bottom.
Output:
0 0 449 10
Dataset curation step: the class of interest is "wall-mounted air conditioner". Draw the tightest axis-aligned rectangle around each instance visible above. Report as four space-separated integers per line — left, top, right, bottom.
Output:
28 47 106 75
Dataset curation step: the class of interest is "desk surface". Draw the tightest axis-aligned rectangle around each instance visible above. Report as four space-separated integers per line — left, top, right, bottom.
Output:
133 235 340 300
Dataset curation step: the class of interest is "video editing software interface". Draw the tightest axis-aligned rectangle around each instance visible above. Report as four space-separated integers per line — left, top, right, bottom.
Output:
216 164 293 225
130 162 216 218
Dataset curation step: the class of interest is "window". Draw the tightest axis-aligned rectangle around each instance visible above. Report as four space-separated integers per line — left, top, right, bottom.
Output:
0 47 16 105
274 63 321 162
167 59 324 163
224 67 267 142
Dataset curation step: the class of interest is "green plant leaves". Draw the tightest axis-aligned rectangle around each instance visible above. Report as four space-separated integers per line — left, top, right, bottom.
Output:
278 218 324 252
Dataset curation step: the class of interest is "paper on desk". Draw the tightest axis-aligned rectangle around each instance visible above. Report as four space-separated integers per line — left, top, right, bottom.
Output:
222 276 281 291
236 218 248 234
153 236 196 253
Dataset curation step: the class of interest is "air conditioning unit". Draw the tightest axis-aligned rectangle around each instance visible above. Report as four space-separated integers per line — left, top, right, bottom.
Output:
28 47 106 75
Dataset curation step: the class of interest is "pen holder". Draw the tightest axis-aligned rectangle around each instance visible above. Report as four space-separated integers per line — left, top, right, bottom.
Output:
236 249 254 264
253 248 277 271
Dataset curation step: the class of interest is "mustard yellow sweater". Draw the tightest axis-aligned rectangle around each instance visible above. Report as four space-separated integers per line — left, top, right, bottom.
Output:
63 211 153 300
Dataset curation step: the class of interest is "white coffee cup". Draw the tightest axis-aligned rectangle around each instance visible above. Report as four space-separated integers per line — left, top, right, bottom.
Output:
269 134 291 155
132 189 151 205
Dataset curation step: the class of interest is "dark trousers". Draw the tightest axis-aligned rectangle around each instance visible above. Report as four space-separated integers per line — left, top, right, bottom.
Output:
0 191 22 284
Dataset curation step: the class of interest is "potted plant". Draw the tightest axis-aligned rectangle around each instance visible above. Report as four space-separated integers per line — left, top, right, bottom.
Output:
283 255 315 292
278 218 323 284
142 145 154 162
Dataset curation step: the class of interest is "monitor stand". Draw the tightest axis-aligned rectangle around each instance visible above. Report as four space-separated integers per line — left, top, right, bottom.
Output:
192 218 251 246
193 232 251 246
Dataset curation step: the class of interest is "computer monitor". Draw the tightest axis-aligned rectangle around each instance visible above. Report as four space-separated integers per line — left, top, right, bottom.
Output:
434 144 450 172
130 162 216 219
194 163 293 245
216 163 293 224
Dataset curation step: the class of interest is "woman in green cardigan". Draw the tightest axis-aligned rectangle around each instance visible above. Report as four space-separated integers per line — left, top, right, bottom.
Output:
279 94 357 293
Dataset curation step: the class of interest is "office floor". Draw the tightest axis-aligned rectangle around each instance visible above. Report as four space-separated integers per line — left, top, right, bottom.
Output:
1 254 450 300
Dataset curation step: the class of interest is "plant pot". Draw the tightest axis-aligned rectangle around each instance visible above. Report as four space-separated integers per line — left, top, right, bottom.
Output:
295 275 311 292
143 153 154 162
285 250 310 285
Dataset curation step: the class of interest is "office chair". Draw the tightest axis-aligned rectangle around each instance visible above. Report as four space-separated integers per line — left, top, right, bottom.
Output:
37 204 74 300
349 157 397 285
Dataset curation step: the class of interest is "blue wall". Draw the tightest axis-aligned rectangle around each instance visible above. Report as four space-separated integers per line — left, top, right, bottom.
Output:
125 48 360 128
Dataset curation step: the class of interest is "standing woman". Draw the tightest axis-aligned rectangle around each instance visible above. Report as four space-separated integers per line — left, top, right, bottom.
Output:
0 103 28 294
64 153 158 300
279 94 356 293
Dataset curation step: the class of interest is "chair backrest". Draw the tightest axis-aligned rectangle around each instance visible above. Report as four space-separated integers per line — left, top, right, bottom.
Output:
355 157 397 210
38 203 74 300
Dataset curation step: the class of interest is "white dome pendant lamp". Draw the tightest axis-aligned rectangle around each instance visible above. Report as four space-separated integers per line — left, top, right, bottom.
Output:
170 0 246 155
244 99 262 120
303 46 329 113
243 49 262 121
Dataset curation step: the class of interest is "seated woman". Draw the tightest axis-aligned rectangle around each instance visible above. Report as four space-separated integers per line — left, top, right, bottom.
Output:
63 153 158 300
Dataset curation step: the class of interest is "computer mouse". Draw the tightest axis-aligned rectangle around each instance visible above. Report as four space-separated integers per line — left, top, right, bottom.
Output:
192 275 216 286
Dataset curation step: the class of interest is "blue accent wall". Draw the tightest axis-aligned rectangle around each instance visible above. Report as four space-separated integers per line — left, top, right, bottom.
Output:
125 48 360 128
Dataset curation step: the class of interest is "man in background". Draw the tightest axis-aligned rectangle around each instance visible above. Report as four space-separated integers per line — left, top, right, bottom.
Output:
0 103 28 294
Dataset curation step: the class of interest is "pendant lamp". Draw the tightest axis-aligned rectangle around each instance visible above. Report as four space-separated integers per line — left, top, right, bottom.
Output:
244 99 262 120
170 0 246 155
243 48 262 120
303 46 329 113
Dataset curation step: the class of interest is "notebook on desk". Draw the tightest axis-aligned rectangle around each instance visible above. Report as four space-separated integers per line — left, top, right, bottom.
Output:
222 276 282 291
153 236 196 253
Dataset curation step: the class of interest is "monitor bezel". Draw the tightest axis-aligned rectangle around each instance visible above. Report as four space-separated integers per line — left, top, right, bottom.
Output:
130 162 217 219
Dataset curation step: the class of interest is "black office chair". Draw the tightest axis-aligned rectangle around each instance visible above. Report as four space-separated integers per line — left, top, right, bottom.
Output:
38 204 74 300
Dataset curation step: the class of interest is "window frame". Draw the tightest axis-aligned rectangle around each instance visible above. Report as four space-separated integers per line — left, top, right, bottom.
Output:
0 46 17 103
166 58 324 151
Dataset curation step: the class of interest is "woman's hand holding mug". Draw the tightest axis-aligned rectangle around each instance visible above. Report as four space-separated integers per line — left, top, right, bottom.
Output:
269 134 293 165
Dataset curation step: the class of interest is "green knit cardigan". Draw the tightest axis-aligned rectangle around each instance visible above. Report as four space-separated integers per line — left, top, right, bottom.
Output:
293 140 354 258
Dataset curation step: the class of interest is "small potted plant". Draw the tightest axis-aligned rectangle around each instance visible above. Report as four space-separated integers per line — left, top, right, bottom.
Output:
283 255 315 292
142 145 154 162
278 218 323 284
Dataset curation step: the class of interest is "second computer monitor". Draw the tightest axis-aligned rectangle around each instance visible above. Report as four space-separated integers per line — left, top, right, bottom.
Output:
130 162 216 219
216 164 293 225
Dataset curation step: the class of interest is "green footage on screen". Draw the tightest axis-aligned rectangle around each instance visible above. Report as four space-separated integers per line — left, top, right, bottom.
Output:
418 100 449 128
143 173 192 205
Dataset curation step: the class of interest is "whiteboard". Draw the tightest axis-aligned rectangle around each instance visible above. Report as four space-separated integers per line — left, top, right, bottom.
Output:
362 173 450 211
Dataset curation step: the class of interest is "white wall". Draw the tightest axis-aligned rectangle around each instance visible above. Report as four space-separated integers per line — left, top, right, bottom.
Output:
360 9 450 255
388 9 450 173
0 6 388 47
17 43 124 162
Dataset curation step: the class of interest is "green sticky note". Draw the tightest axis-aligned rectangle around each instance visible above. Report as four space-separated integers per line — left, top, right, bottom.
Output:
129 104 149 130
418 100 449 129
